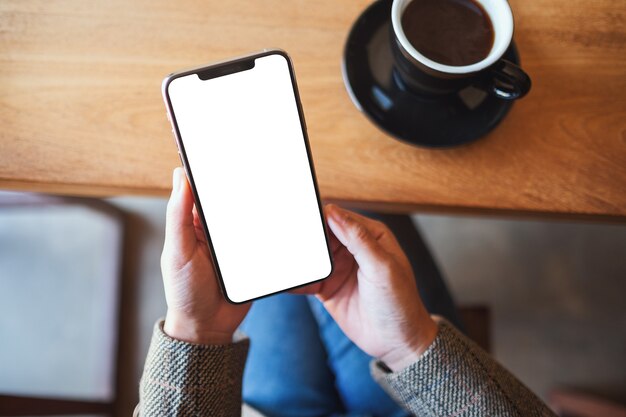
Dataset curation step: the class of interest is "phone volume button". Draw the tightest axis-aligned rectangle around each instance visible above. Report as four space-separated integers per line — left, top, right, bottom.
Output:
177 151 184 165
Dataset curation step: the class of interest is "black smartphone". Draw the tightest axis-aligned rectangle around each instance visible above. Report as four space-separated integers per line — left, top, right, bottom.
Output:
162 49 333 303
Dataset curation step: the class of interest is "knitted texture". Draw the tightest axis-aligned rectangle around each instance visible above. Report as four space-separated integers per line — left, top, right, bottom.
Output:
371 318 557 417
139 320 249 417
138 318 555 416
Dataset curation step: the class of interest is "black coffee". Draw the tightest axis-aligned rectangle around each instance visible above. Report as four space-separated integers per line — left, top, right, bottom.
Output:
401 0 494 66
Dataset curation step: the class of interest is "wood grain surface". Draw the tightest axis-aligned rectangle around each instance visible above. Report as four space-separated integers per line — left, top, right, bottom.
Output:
1 0 625 218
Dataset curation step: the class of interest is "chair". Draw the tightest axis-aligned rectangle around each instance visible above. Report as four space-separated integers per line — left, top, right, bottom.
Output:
0 192 124 416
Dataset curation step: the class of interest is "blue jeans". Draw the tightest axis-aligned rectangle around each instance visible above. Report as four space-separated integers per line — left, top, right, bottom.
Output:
239 213 462 417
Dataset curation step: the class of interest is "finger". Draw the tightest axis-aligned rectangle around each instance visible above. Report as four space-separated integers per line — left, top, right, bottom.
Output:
326 205 403 254
192 204 201 227
292 244 353 298
164 167 197 254
317 274 358 308
324 204 390 271
192 204 208 243
288 245 347 296
291 264 350 299
289 281 322 295
340 210 388 238
327 227 342 253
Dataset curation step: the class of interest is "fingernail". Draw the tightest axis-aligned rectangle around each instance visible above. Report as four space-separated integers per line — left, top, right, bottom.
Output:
327 205 347 229
325 205 346 242
329 204 346 222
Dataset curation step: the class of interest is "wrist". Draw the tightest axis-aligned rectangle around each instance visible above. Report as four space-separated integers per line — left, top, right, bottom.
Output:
164 311 233 345
380 316 438 372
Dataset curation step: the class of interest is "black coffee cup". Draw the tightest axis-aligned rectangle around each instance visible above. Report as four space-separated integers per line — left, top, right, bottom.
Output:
390 0 531 99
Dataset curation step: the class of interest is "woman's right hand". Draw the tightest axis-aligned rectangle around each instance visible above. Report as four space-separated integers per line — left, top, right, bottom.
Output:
300 204 438 372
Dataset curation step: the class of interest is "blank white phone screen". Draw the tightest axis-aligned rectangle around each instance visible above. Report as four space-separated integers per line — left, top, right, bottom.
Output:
167 53 332 303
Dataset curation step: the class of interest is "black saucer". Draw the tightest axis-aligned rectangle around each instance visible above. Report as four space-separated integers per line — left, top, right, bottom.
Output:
342 0 520 148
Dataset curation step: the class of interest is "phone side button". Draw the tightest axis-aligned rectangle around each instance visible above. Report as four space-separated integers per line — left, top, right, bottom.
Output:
177 152 184 166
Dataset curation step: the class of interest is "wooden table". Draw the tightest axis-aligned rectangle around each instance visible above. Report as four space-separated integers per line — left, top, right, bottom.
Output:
1 0 625 219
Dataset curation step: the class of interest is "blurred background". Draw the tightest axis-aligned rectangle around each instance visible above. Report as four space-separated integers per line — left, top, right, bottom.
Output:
1 192 625 416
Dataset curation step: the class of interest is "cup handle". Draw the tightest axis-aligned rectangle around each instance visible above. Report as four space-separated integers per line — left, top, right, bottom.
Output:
483 59 532 100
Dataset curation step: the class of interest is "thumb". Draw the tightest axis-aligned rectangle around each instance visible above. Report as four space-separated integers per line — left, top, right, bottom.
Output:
164 167 197 256
325 204 388 272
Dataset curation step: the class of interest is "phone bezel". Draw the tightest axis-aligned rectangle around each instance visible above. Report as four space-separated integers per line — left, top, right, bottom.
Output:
162 49 334 304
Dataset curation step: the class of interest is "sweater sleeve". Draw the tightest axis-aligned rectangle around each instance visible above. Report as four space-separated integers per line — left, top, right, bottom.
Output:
138 320 249 417
371 317 557 417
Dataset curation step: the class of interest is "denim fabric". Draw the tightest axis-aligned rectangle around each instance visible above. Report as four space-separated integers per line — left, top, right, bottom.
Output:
240 293 408 417
240 214 462 417
239 294 343 417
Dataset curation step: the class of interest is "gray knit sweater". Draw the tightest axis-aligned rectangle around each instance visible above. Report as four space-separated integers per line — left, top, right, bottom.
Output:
138 317 556 416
